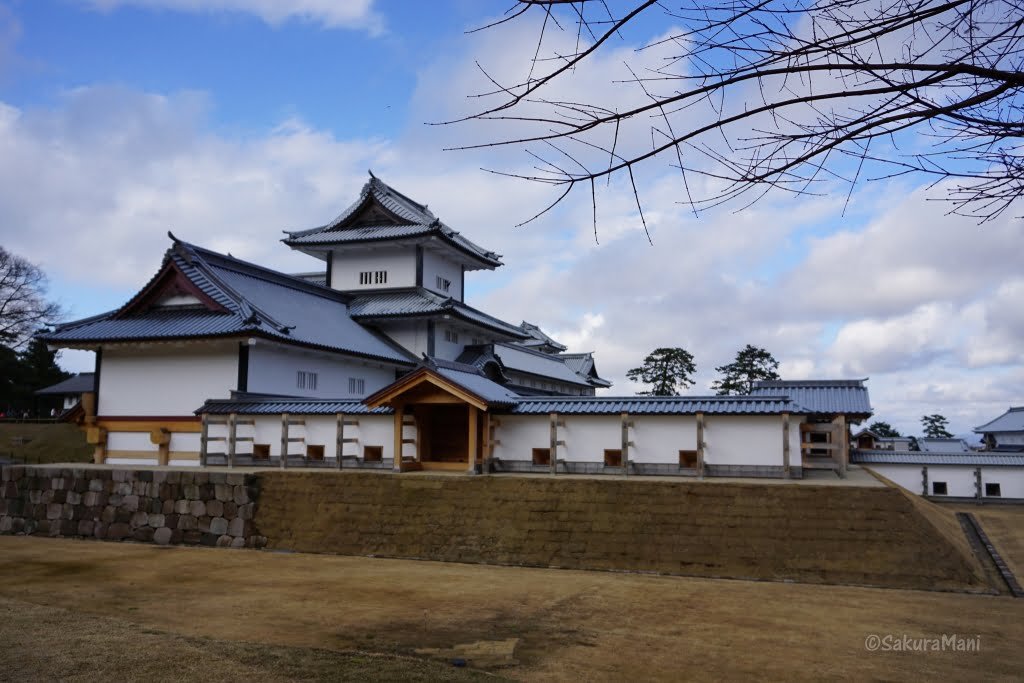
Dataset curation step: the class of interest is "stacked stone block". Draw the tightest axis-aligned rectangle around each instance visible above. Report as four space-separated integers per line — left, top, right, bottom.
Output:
0 466 266 549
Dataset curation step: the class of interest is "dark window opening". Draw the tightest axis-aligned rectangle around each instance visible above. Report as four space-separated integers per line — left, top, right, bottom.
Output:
932 481 948 495
363 445 383 462
532 448 551 466
985 482 1001 497
253 444 270 460
306 445 324 461
604 449 623 467
679 450 699 468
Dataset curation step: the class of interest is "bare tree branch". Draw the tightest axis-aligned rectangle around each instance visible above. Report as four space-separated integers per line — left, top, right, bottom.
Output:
0 247 64 349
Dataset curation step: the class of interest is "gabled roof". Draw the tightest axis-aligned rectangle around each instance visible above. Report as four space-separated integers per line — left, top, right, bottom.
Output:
349 288 529 340
560 351 613 388
42 237 414 365
282 174 503 269
365 360 520 410
492 343 594 387
510 395 810 416
917 437 972 453
518 321 567 352
750 379 872 417
975 406 1024 434
35 373 96 396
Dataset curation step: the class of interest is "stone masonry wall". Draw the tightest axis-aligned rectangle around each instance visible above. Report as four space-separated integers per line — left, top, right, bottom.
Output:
0 465 266 548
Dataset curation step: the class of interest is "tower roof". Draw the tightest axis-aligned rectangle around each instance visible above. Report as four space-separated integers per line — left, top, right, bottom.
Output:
283 173 503 269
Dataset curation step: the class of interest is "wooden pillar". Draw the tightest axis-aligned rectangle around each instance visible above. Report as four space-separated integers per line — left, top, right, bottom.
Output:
227 413 237 469
836 414 848 478
467 406 478 474
393 404 404 472
621 412 631 476
336 413 345 470
696 412 705 479
549 413 558 475
280 413 289 470
156 430 170 467
200 414 209 467
482 412 491 474
922 465 929 496
782 412 791 479
975 467 982 503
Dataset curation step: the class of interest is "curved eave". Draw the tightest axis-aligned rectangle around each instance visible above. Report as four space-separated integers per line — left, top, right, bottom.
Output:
283 231 503 270
356 310 529 341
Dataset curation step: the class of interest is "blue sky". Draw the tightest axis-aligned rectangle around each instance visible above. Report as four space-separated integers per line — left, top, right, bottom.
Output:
1 0 1021 438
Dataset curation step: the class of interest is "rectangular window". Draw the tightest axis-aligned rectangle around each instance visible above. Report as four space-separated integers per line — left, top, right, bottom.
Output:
604 449 623 467
444 329 459 343
436 275 451 292
932 481 948 495
375 270 387 284
532 448 551 466
252 444 270 460
359 271 371 285
348 377 365 395
364 445 383 462
985 482 1001 497
306 445 325 461
297 370 318 391
679 450 699 468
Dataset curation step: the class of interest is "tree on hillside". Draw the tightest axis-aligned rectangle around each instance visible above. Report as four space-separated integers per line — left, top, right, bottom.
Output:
921 414 954 439
869 421 901 438
711 345 780 395
458 1 1024 227
626 347 696 395
0 247 63 349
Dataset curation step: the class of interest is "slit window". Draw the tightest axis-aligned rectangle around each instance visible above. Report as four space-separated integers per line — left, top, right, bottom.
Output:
348 377 365 395
932 481 948 495
297 370 318 391
679 450 698 468
359 270 387 285
364 445 383 462
532 448 551 466
253 444 270 460
604 449 623 467
445 329 459 343
436 275 451 292
985 482 1001 497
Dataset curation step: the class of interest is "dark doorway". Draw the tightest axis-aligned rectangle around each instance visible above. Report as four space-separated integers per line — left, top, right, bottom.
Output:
416 404 469 465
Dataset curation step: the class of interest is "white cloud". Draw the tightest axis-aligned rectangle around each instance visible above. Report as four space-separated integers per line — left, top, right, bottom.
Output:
80 0 382 31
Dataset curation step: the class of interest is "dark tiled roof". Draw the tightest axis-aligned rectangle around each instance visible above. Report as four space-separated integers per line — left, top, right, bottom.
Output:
917 438 972 453
349 289 528 339
510 395 808 415
975 406 1024 433
431 363 521 407
852 450 1024 466
750 379 872 416
494 343 594 387
35 373 96 395
42 239 415 365
518 321 567 351
199 396 393 416
282 175 502 268
559 351 612 388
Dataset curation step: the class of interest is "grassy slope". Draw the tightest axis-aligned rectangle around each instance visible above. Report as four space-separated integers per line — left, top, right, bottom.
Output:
0 423 92 463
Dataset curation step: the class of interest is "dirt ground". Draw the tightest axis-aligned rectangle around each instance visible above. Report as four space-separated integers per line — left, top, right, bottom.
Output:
0 536 1021 681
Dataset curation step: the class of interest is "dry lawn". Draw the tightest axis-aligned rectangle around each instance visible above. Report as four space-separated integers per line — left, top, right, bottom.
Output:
0 536 1021 681
0 423 92 464
946 503 1024 581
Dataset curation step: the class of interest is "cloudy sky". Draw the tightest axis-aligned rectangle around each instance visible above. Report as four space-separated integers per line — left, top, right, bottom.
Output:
0 0 1020 439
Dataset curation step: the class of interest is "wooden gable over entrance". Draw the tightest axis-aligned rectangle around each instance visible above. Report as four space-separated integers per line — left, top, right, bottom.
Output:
365 368 492 473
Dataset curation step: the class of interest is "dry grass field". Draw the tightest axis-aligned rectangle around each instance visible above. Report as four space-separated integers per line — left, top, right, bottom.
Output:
0 535 1021 681
0 423 92 464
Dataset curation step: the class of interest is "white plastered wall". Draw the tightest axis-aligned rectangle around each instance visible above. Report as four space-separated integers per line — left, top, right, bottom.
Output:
867 463 1024 499
246 342 398 399
331 247 416 291
224 413 396 459
98 342 238 416
422 249 464 299
378 320 429 359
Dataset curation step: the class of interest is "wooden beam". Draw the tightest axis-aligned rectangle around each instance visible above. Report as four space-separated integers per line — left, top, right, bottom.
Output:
922 465 929 496
782 412 791 479
280 413 289 470
227 413 236 469
482 411 491 474
835 414 848 478
467 405 478 475
975 466 982 502
393 404 404 472
199 414 209 467
696 412 705 479
621 412 630 477
549 413 558 476
336 413 345 470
